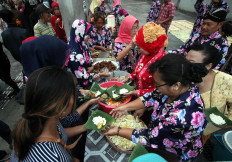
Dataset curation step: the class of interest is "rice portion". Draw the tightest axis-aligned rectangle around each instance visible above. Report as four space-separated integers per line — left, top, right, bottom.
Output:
209 113 226 125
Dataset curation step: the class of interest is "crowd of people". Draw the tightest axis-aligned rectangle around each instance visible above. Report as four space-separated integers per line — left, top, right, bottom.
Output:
0 0 232 161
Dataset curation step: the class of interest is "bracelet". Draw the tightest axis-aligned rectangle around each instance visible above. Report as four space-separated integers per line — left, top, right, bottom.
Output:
117 126 121 136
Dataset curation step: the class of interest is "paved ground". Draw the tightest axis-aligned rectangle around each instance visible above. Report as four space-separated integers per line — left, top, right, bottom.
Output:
0 0 201 156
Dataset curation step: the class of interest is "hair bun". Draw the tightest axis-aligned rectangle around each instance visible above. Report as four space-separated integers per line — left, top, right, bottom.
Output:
191 63 209 83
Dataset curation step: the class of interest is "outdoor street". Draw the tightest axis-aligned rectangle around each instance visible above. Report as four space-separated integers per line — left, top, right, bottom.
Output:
0 0 223 159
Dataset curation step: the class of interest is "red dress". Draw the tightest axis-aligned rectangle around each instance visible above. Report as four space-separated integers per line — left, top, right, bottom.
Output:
51 15 67 43
129 49 165 96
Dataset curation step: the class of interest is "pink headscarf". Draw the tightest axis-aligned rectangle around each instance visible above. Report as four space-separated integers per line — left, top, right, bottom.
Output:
115 15 139 44
112 0 121 8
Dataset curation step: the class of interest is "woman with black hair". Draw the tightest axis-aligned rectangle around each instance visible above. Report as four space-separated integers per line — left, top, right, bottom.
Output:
102 54 207 161
186 44 232 145
89 11 112 52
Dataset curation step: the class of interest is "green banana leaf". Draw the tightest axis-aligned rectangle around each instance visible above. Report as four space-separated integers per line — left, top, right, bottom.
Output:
84 110 116 131
128 142 148 162
205 107 232 127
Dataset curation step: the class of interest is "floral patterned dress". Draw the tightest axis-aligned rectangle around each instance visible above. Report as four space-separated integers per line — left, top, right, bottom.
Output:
89 26 112 48
67 19 100 88
112 4 122 26
146 0 161 23
113 42 140 73
132 84 206 161
191 0 230 36
169 31 228 70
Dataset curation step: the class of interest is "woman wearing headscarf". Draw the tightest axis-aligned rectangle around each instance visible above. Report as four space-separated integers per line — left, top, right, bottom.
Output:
113 15 140 73
50 2 67 43
20 35 69 81
68 19 109 88
123 22 168 97
88 0 105 23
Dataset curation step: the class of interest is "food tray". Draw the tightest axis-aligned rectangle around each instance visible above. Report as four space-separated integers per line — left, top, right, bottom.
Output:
93 60 119 72
105 118 147 154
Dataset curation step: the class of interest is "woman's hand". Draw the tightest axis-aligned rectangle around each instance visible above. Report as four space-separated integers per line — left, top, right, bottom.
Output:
123 90 137 97
88 66 94 73
88 97 101 105
101 126 118 136
129 41 136 49
99 72 110 77
121 76 129 83
80 89 89 96
133 108 146 118
99 46 107 52
55 18 61 26
110 105 128 119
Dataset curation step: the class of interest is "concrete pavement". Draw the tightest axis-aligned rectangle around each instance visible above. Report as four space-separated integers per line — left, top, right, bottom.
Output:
0 0 200 156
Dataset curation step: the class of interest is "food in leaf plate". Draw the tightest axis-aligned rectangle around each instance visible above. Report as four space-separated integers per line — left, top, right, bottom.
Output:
205 107 232 128
84 110 116 131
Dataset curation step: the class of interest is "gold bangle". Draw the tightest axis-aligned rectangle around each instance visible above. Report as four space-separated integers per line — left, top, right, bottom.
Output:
117 126 121 136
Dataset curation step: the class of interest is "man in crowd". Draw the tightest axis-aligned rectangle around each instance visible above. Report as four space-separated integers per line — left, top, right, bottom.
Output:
34 3 55 37
191 0 229 36
0 9 31 63
156 0 176 33
169 8 228 70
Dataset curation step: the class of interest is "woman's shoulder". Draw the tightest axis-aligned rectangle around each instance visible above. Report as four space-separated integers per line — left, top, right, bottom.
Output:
24 142 71 161
214 70 232 84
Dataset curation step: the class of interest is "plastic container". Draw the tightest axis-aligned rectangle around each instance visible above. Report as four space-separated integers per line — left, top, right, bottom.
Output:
98 81 132 114
107 15 115 28
213 133 232 161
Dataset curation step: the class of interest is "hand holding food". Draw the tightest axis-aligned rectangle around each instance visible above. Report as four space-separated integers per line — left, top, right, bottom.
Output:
133 108 146 118
87 66 94 73
101 125 118 136
88 97 102 105
56 18 61 25
123 90 137 97
110 105 128 119
100 72 110 77
80 89 89 96
100 46 107 52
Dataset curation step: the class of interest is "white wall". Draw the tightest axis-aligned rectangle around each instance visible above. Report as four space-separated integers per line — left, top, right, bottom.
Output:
57 0 92 38
173 0 232 20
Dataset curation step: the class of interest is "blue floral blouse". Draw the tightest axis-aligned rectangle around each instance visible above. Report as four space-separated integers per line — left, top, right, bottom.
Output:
169 31 228 70
112 4 122 26
89 26 112 48
132 84 206 161
146 0 161 23
113 42 140 73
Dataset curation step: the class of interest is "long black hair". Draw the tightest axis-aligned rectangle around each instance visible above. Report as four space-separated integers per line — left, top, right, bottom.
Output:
149 54 208 86
12 66 77 160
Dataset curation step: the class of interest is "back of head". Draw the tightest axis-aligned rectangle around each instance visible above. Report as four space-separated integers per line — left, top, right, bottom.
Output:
149 54 208 86
0 9 14 24
20 35 70 79
221 21 232 37
189 44 222 69
12 66 77 160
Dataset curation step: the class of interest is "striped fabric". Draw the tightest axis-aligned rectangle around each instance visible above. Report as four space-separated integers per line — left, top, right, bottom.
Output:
10 122 72 162
34 21 56 37
22 142 72 162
